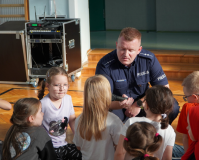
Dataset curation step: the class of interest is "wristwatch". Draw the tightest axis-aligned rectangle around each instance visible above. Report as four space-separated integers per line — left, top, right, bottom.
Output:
137 99 144 109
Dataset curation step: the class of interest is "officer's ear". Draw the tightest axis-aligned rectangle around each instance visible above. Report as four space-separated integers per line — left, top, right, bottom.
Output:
138 46 142 53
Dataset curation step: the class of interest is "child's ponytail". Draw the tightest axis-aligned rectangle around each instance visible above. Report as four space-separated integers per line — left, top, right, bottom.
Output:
121 147 160 160
144 133 162 160
160 113 169 129
38 79 46 100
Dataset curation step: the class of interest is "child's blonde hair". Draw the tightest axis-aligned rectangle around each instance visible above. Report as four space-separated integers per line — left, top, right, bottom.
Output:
123 122 162 160
182 71 199 94
78 75 112 141
38 67 68 100
3 98 41 159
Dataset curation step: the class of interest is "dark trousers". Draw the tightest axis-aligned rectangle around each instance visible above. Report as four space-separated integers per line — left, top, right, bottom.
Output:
172 144 184 158
54 144 82 160
168 98 180 124
188 153 196 160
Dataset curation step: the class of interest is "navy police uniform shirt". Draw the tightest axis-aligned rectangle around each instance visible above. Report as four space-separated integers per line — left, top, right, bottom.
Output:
95 49 168 101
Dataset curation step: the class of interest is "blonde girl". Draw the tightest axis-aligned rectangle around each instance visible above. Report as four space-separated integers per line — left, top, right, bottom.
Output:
73 75 123 160
38 67 81 160
2 98 56 160
123 122 162 160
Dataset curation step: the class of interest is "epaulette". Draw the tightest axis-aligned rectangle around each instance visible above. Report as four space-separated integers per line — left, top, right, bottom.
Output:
102 58 115 68
138 50 154 60
100 49 117 68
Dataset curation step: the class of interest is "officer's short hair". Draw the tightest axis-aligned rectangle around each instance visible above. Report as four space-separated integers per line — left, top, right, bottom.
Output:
182 71 199 94
119 27 141 42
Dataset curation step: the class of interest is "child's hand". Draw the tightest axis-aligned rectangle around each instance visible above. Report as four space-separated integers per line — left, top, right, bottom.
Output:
125 109 134 118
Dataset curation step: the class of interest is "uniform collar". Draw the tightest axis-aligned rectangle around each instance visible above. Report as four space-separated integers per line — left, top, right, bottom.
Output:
117 56 137 68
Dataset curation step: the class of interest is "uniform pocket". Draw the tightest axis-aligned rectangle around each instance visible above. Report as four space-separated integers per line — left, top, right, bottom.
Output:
134 76 149 95
135 75 149 85
115 79 128 89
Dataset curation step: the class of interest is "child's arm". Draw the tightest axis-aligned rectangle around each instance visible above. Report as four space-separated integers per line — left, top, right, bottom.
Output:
162 145 173 160
114 134 126 160
0 99 12 110
69 114 76 134
182 134 188 152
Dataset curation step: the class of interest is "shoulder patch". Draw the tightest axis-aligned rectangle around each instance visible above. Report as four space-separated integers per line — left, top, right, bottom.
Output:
138 52 154 60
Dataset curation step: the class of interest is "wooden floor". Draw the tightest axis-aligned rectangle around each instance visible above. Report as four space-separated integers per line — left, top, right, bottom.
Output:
1 48 198 146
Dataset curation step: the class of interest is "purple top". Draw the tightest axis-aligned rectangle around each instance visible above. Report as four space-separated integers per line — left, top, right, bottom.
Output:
41 94 75 148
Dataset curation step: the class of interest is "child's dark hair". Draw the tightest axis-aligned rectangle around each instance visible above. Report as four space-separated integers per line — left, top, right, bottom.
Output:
145 85 174 129
123 122 162 160
38 67 68 100
2 98 41 160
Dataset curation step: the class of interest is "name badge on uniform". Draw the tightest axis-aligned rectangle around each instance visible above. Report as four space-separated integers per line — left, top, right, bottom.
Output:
116 79 126 82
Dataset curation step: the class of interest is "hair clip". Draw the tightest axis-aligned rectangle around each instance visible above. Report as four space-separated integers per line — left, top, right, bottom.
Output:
124 137 129 141
161 113 167 119
155 133 159 137
43 79 46 82
144 154 149 158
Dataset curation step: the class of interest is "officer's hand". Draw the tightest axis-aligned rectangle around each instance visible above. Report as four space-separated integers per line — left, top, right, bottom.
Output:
125 109 134 118
119 94 134 109
126 103 141 117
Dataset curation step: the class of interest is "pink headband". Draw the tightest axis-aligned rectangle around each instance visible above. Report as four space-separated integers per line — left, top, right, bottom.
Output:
124 137 129 141
155 133 159 137
144 154 149 158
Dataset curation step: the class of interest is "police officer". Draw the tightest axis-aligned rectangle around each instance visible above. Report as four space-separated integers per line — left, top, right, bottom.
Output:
95 27 179 124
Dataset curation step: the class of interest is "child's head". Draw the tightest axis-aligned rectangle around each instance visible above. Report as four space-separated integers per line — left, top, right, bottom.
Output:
84 75 112 116
84 74 112 112
145 85 174 129
182 71 199 103
11 98 43 127
3 98 42 159
78 75 112 141
38 67 69 100
123 122 162 160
